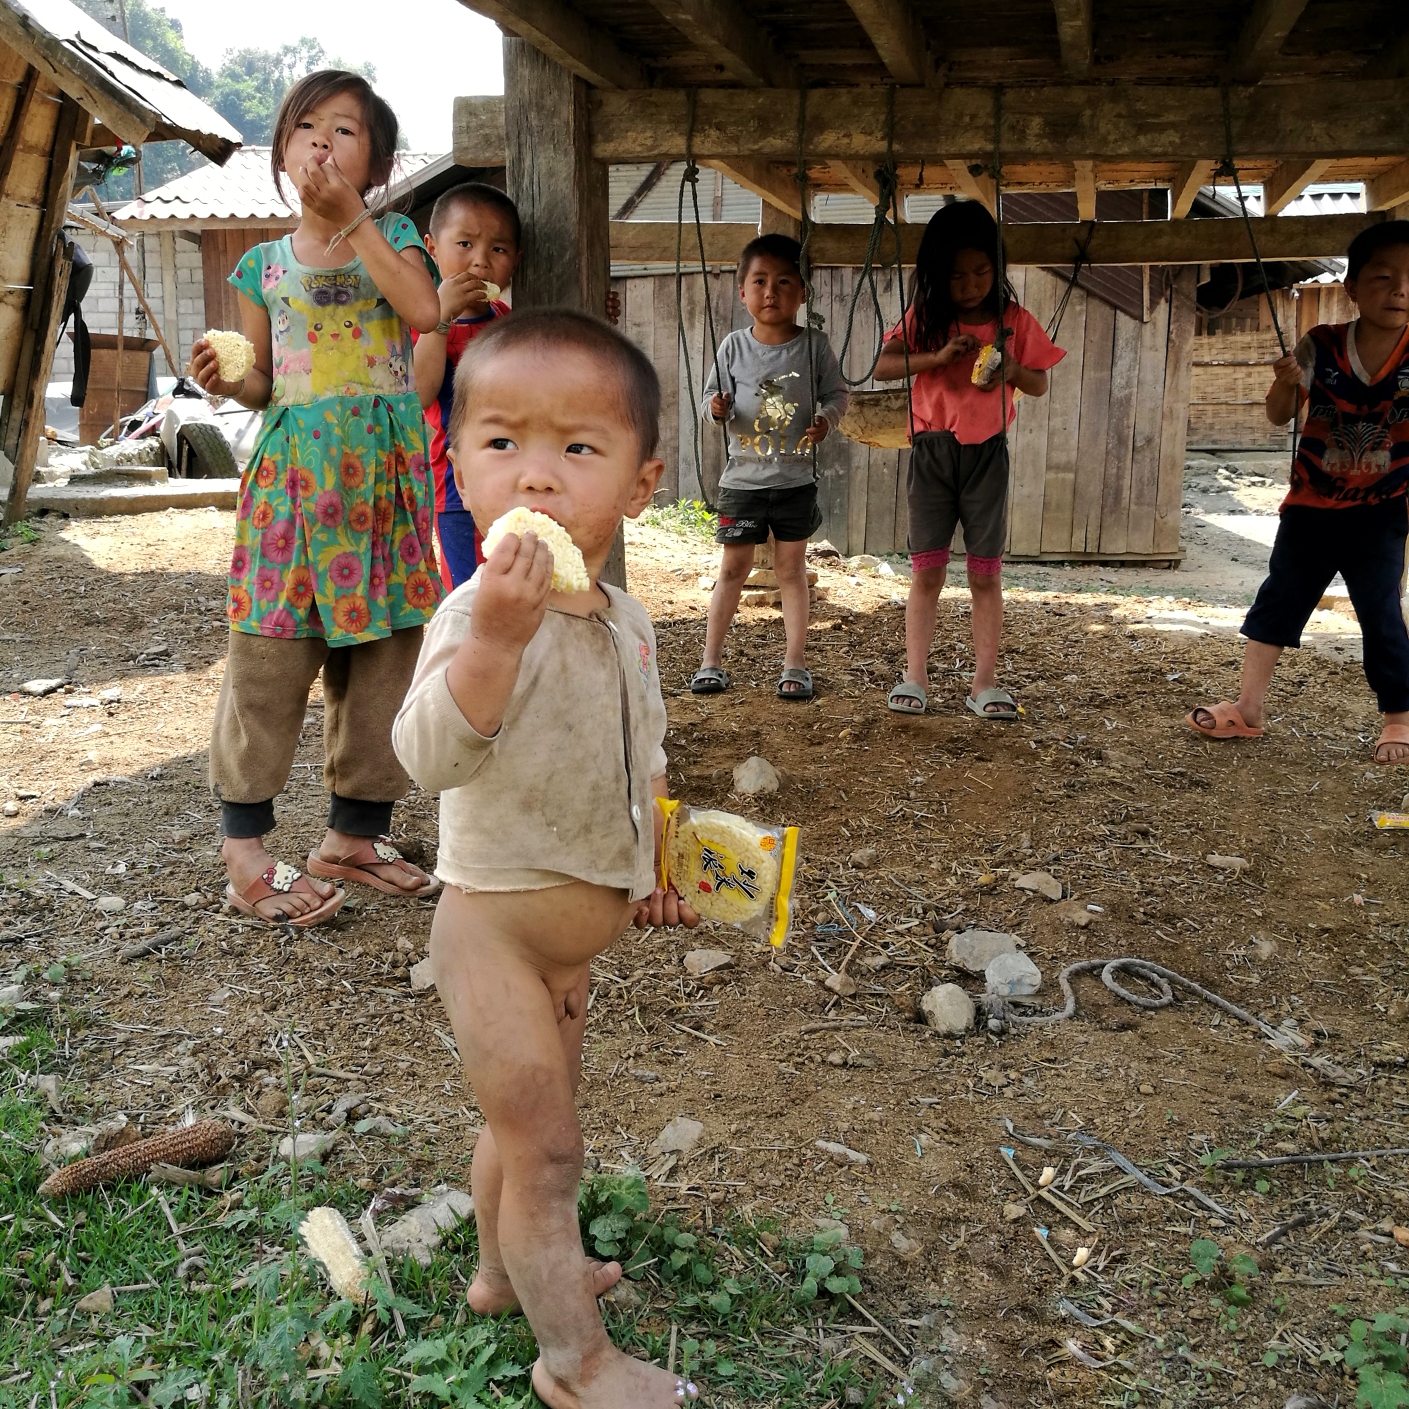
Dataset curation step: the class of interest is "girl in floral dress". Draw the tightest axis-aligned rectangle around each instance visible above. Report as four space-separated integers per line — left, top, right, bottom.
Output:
191 70 442 925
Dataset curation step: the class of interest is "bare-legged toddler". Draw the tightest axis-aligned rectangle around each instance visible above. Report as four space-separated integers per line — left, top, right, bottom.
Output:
393 309 701 1408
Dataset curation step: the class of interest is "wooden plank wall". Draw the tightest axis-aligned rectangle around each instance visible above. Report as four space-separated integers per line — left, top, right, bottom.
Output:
200 227 294 332
612 264 1195 561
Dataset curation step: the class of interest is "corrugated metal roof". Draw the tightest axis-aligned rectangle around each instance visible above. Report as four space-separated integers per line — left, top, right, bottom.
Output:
113 147 443 225
0 0 241 162
611 162 760 224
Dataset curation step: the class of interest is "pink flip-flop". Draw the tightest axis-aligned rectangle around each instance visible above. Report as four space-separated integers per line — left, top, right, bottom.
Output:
1186 702 1264 740
306 836 440 898
224 861 345 928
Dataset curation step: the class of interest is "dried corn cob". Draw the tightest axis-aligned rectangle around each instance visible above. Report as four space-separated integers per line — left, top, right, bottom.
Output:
482 507 590 593
39 1120 235 1198
202 329 255 383
299 1206 370 1303
482 281 501 300
971 343 1003 389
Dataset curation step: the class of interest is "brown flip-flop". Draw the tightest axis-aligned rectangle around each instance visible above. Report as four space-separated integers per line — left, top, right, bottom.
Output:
306 836 440 898
1374 724 1409 764
224 860 345 928
1186 701 1264 739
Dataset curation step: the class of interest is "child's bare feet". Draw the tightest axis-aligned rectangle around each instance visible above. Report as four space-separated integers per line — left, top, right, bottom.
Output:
222 836 339 921
466 1257 623 1316
531 1346 699 1408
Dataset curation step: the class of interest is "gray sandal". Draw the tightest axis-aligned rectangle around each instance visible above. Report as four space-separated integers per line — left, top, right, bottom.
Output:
777 667 813 701
965 687 1019 721
690 666 730 694
887 681 927 714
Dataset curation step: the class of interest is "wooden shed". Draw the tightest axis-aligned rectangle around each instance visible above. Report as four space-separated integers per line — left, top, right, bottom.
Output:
0 0 239 522
450 0 1408 573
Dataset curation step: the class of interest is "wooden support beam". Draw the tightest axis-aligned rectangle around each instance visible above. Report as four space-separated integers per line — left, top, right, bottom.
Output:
1051 0 1093 78
3 97 83 525
1262 158 1330 215
456 0 646 89
944 159 994 214
0 66 40 202
614 161 670 220
1367 159 1409 212
641 0 795 86
703 158 801 219
840 0 939 87
758 202 801 240
1073 159 1096 220
608 209 1394 267
586 81 1409 163
454 95 507 165
1170 159 1216 218
1228 0 1311 82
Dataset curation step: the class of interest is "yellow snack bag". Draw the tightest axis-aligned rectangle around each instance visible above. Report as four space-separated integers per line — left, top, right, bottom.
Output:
658 800 799 947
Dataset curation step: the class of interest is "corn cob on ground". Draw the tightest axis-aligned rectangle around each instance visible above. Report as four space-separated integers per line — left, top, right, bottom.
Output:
299 1206 371 1303
39 1120 235 1197
482 508 590 593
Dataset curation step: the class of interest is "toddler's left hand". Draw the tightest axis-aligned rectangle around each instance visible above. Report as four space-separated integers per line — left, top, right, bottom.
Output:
805 414 830 444
633 886 699 929
295 155 367 229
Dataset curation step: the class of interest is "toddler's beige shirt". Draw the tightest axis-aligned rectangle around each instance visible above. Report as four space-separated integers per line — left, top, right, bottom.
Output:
392 575 669 902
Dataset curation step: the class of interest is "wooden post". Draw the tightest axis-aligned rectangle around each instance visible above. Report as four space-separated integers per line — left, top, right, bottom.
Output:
502 36 622 585
2 98 85 525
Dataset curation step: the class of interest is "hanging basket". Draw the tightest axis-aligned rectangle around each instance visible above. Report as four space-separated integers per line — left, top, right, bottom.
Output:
838 389 911 450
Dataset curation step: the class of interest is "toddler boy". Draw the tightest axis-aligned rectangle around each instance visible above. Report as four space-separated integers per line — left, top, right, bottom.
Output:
1189 221 1409 762
393 309 701 1409
413 182 521 591
691 234 848 702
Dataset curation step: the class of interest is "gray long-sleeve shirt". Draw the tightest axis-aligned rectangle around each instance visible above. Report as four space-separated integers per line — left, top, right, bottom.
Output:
700 327 849 491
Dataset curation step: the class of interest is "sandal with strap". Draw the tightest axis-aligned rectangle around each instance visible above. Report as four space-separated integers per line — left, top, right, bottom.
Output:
306 836 440 898
1374 723 1409 764
887 681 926 714
224 860 345 928
777 667 813 701
1186 701 1264 740
690 666 730 695
965 687 1019 721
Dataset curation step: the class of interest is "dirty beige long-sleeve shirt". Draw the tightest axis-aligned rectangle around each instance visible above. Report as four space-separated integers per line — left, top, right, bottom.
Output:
392 574 669 902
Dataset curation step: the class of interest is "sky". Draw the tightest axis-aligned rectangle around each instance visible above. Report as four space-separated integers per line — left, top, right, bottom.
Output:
158 0 505 152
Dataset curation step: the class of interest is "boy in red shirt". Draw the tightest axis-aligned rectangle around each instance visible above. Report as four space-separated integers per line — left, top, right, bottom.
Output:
413 183 521 591
1189 221 1409 763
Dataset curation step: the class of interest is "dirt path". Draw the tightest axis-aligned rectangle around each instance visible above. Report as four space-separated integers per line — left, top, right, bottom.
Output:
2 506 1407 1407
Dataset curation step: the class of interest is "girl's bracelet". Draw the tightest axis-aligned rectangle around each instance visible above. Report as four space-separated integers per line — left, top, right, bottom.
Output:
326 206 372 255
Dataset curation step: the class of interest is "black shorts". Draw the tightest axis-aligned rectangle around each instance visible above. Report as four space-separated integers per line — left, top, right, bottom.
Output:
907 430 1010 561
1242 501 1409 714
714 483 822 545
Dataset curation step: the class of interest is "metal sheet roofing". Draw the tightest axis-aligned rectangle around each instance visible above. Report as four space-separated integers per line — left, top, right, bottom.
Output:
113 147 444 225
0 0 241 161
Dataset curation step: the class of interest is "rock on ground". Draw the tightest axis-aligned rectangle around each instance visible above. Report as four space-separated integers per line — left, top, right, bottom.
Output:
946 930 1019 973
408 957 436 992
1014 871 1063 901
920 984 975 1036
986 951 1042 996
278 1130 341 1161
683 949 734 977
379 1188 475 1267
74 1286 114 1315
732 755 780 795
653 1116 705 1155
816 1139 869 1165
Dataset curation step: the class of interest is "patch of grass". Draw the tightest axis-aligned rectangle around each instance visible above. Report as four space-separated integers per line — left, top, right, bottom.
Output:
1 1028 886 1407
638 500 718 542
0 518 40 553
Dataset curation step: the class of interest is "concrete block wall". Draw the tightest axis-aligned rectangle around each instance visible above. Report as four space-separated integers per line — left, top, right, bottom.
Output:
49 229 204 384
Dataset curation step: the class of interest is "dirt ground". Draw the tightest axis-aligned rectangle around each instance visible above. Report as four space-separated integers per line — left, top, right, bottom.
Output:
3 494 1408 1408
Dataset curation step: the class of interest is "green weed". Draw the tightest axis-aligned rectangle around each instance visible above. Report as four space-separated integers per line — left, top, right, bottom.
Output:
1337 1309 1409 1409
638 500 718 541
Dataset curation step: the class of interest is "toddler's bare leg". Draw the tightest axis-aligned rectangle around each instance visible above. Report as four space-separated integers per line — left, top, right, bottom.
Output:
434 890 692 1406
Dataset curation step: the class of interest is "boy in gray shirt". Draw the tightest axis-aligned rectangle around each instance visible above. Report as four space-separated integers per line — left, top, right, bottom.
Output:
691 234 848 701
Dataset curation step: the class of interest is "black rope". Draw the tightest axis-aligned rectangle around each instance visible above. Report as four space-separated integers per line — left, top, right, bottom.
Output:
990 86 1011 453
1046 218 1095 342
794 88 820 482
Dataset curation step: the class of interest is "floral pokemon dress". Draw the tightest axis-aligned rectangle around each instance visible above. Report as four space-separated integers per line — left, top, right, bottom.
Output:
226 214 440 646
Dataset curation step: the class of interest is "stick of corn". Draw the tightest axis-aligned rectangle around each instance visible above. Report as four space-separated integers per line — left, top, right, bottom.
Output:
482 507 590 593
299 1206 370 1303
482 281 501 300
202 329 255 383
39 1120 235 1197
971 343 1003 389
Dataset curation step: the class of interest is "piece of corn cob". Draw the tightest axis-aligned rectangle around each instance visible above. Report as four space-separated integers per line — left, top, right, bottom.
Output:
299 1206 370 1303
482 507 590 594
202 329 255 383
971 343 1003 389
39 1120 235 1197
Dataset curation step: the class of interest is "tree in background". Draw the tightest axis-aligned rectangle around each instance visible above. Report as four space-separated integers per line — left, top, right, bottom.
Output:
74 0 377 202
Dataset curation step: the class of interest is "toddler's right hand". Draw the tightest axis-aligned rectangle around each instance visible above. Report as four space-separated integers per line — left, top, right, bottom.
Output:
189 338 244 399
709 392 732 421
1271 353 1302 388
470 530 553 655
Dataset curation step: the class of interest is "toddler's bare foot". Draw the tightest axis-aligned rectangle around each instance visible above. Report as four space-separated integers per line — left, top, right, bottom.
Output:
531 1347 699 1408
465 1258 623 1316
